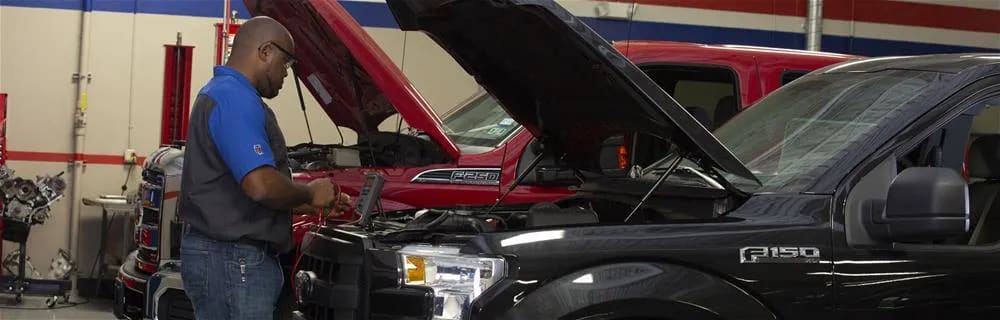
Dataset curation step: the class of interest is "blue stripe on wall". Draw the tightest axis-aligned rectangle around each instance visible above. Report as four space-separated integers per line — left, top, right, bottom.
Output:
0 0 252 18
1 0 84 11
2 0 996 57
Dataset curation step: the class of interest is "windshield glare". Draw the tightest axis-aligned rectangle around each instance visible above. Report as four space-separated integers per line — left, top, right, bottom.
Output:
697 70 939 193
442 93 520 153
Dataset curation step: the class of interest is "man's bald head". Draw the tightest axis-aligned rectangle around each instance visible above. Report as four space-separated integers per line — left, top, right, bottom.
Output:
230 16 294 59
226 16 295 99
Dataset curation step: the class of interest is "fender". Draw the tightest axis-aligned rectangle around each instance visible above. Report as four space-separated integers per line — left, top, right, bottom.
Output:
494 262 776 320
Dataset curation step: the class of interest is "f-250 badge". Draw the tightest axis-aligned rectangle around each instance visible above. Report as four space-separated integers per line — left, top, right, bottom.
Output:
740 246 821 264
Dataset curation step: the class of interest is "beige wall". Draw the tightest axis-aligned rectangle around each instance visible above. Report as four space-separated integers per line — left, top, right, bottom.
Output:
0 6 477 276
1 6 86 272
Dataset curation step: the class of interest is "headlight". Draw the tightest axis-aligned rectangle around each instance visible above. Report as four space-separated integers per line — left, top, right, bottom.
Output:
398 245 506 320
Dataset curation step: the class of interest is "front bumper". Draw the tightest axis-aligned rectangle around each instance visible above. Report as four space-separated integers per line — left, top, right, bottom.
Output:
114 251 149 320
292 228 434 320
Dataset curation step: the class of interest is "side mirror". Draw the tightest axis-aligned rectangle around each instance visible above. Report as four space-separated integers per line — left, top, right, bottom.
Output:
864 167 969 242
598 135 628 175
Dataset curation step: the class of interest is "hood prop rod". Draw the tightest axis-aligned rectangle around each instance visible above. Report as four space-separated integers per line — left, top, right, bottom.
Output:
624 154 684 223
485 100 549 215
291 67 314 144
484 149 547 215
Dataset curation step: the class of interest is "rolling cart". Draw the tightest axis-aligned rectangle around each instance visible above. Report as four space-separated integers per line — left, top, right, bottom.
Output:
0 218 71 307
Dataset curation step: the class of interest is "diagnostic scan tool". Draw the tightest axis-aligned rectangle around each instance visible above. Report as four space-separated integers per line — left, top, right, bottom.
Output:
355 172 385 228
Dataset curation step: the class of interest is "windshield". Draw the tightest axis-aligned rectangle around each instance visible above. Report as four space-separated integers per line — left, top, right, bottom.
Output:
658 69 941 193
442 93 521 153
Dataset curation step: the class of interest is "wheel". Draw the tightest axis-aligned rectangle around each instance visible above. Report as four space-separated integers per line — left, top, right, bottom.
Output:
45 297 56 308
14 294 22 304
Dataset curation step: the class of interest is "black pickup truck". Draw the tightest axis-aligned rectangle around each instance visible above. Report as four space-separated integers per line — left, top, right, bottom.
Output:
291 1 1000 319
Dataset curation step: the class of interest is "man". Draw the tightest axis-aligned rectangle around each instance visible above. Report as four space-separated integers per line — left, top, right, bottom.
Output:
177 16 345 320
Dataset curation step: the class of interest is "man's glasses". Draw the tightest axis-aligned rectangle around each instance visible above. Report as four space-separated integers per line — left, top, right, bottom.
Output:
263 41 297 69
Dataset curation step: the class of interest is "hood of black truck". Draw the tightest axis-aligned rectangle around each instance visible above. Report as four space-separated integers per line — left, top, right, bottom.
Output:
385 0 756 182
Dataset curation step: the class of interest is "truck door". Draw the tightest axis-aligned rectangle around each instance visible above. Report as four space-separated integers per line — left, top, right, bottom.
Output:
837 96 1000 319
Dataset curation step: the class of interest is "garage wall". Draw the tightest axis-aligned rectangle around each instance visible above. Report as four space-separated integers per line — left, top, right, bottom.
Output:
0 2 478 277
0 0 997 278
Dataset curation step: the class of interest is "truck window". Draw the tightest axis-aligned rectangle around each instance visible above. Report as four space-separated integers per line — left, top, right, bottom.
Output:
624 65 740 168
441 93 521 154
643 65 740 128
900 100 1000 246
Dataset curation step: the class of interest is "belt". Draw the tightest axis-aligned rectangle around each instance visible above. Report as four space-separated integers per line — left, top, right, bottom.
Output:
183 223 278 255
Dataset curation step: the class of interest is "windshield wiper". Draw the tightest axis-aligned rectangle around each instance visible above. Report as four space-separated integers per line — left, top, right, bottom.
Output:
676 166 724 189
641 153 752 197
624 155 684 223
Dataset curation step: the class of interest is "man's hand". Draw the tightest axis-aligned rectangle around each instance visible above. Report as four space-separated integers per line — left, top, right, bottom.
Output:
333 192 351 213
307 179 339 208
292 190 351 216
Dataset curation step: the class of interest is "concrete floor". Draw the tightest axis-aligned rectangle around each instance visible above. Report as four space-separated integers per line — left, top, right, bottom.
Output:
0 296 115 320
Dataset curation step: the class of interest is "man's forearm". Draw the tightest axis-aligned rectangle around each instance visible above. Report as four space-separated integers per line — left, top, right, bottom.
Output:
257 178 312 210
242 167 312 210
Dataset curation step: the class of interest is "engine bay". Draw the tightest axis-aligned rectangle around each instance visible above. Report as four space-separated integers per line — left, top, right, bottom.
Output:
286 131 449 172
361 185 736 240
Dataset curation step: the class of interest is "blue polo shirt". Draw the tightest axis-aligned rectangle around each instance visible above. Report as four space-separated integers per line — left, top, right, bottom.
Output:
178 66 293 253
203 66 277 182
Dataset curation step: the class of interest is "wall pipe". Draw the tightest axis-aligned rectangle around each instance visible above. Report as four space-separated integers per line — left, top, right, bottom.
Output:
68 0 94 302
805 0 824 51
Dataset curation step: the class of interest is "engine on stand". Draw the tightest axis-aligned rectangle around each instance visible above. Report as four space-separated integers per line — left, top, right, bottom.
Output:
0 165 67 225
0 164 71 307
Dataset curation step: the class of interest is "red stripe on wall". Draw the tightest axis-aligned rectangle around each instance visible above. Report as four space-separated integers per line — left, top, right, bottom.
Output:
612 0 1000 33
612 0 805 16
7 151 146 166
164 191 179 200
824 0 1000 34
6 151 71 163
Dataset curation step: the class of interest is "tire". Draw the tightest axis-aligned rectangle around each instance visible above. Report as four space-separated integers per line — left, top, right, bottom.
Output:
157 290 195 320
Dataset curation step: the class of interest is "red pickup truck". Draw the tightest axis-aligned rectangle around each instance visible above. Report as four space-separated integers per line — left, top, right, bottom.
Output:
278 0 857 214
115 1 857 319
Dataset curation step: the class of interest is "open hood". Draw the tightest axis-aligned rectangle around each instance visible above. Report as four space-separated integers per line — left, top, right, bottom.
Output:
385 0 756 182
245 0 460 160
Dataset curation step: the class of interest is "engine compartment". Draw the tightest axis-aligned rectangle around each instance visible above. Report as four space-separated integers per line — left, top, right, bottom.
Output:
368 183 736 239
287 132 449 172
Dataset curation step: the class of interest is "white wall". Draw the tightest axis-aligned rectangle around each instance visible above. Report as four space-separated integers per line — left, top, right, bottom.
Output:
0 5 477 277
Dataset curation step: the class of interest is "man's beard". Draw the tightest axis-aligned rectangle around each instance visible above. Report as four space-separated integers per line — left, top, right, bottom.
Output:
261 70 280 99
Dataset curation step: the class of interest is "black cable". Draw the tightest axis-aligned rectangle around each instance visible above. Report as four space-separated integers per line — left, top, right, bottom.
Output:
423 210 453 229
334 121 345 145
120 164 134 196
292 67 314 145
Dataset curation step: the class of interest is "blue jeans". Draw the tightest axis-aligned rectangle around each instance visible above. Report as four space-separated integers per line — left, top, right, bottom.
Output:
180 225 284 320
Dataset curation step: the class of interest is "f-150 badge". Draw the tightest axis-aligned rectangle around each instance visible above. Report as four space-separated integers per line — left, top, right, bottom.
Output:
740 246 821 264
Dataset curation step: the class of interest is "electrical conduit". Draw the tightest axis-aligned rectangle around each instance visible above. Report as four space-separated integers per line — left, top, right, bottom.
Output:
806 0 824 51
68 0 93 302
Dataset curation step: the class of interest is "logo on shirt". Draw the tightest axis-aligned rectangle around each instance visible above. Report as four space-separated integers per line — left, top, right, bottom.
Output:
253 144 264 156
